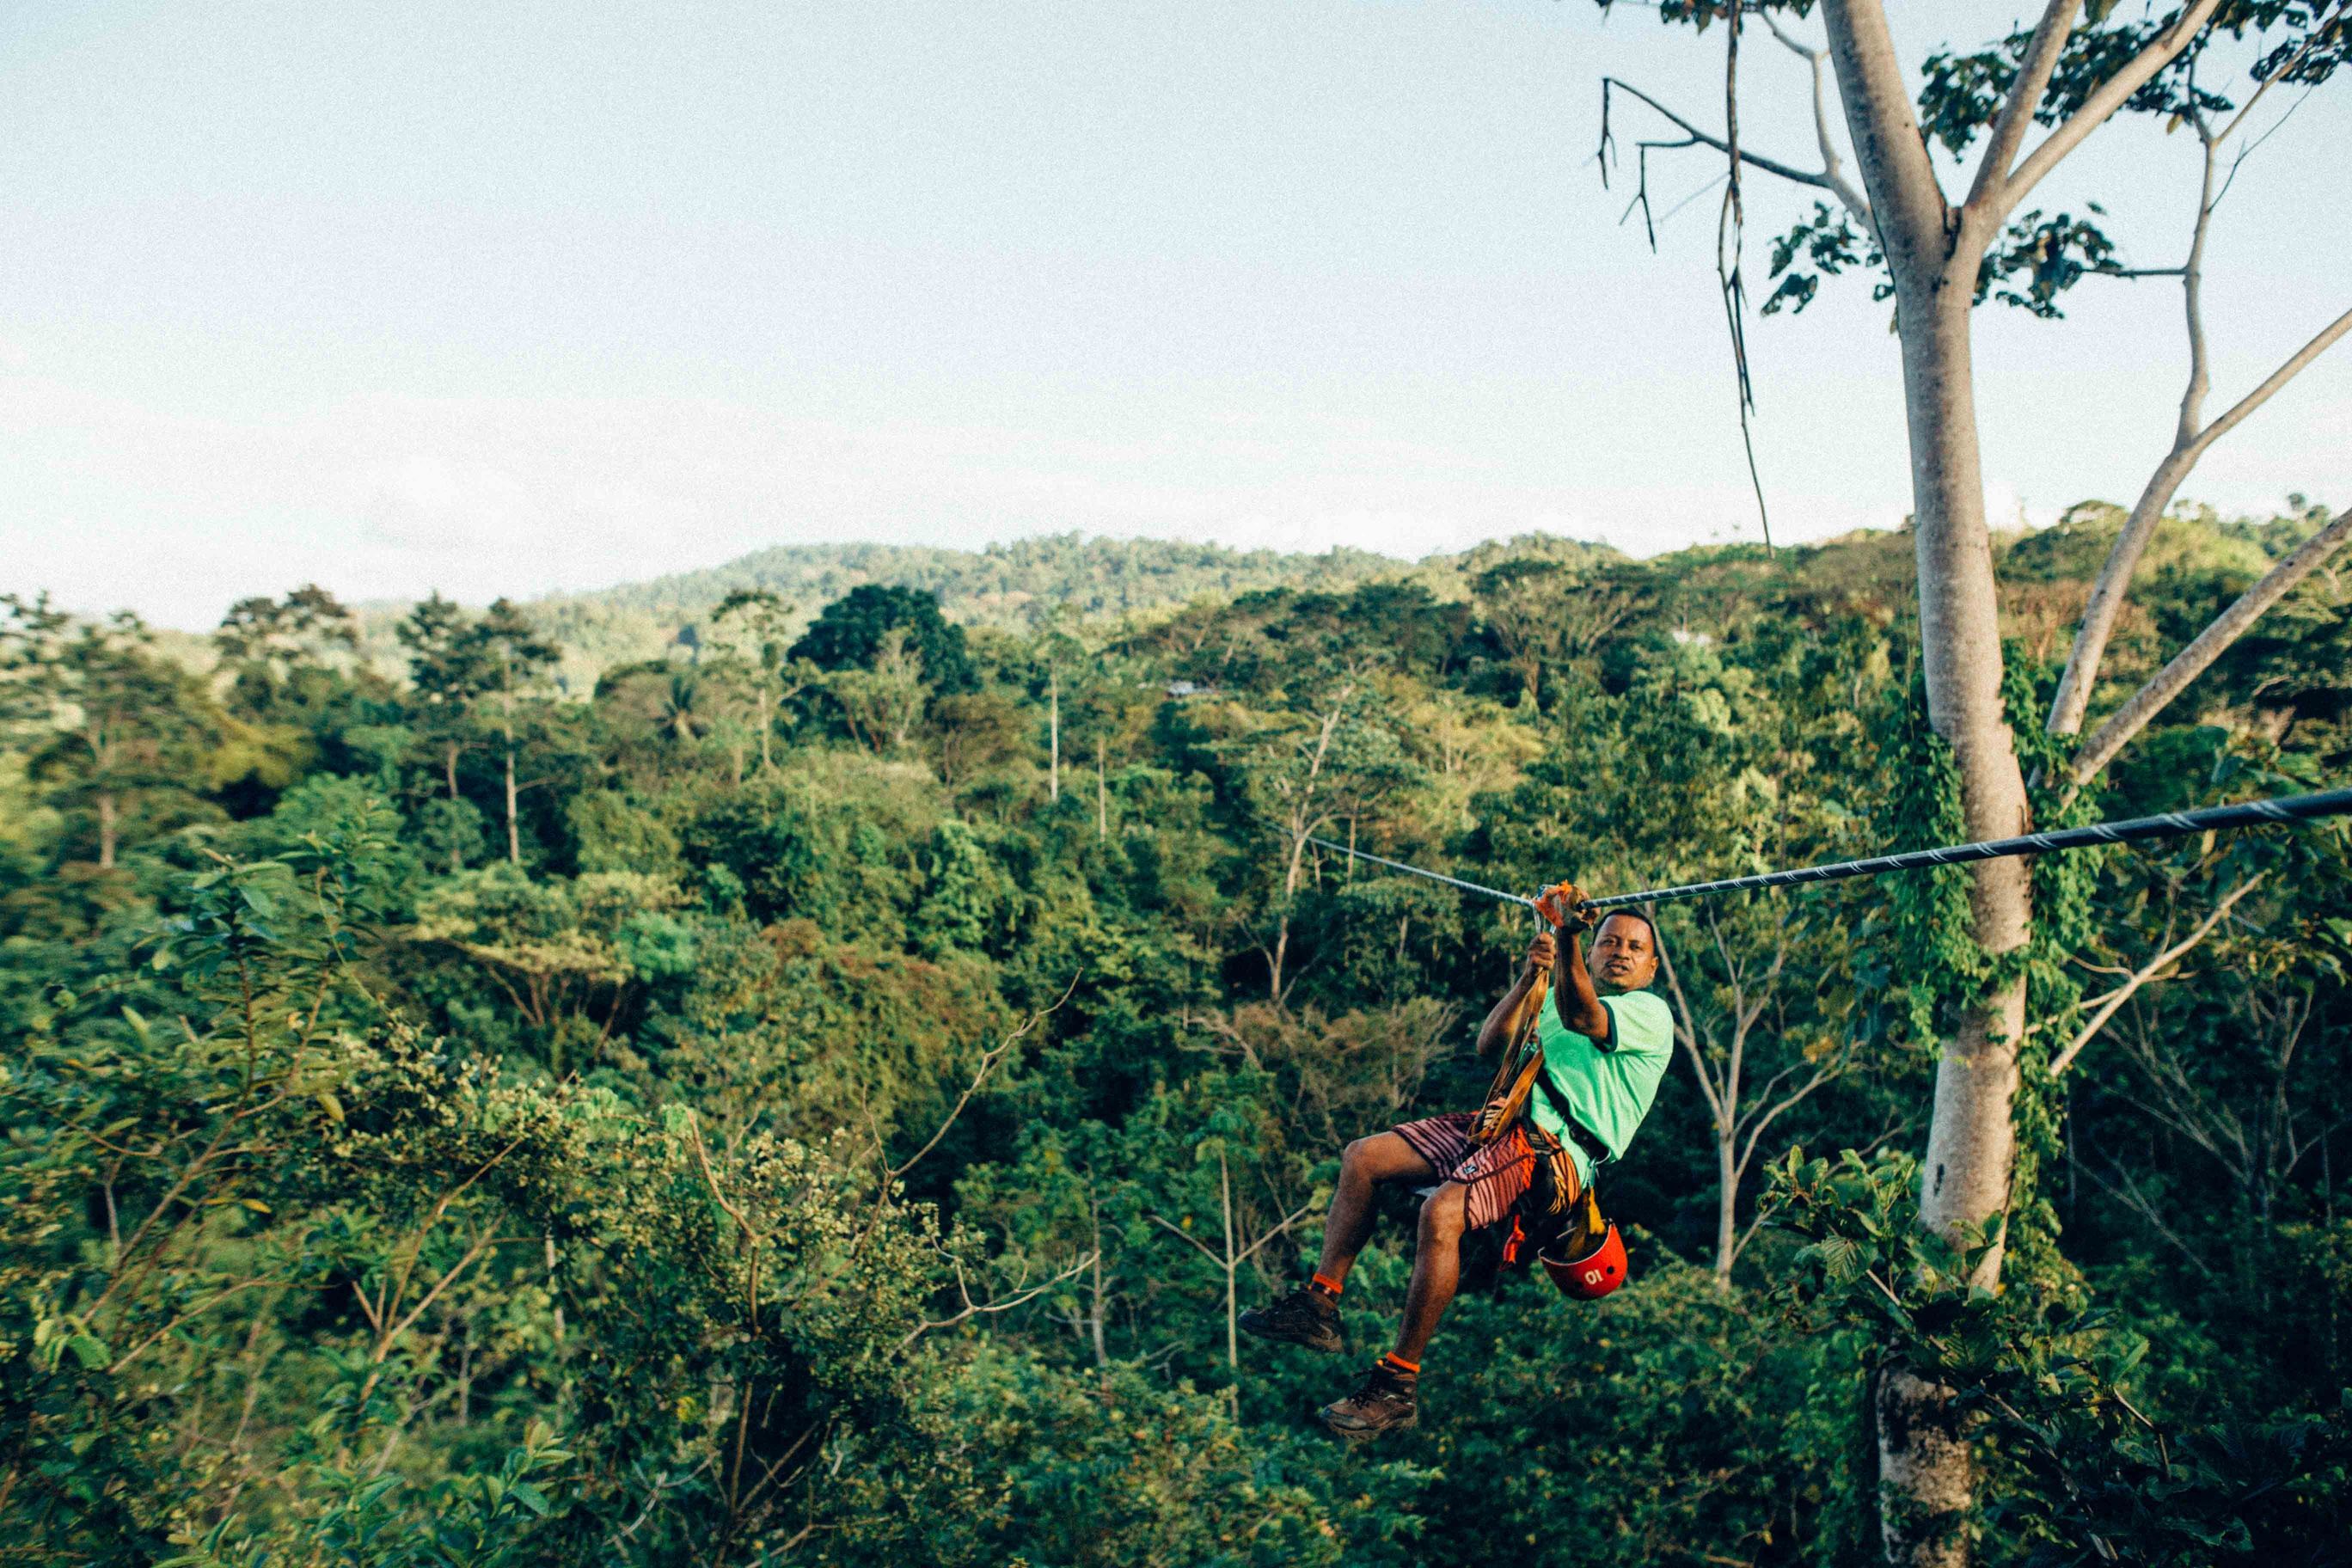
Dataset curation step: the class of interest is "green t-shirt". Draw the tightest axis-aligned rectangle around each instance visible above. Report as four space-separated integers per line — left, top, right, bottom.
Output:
1522 987 1675 1185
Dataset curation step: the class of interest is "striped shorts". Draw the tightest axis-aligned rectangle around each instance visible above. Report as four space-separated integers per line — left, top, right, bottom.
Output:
1393 1112 1553 1234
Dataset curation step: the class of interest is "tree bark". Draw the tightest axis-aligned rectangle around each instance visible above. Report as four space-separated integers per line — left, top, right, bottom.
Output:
1049 672 1060 802
96 789 118 871
444 741 463 875
1087 1196 1110 1370
505 745 521 867
1825 7 2033 1561
1714 1136 1738 1289
1221 1150 1239 1373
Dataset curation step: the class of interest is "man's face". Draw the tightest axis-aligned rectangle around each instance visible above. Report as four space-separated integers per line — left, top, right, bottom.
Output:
1588 913 1659 995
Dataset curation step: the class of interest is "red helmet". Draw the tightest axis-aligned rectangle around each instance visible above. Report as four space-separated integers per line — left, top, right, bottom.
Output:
1540 1222 1628 1301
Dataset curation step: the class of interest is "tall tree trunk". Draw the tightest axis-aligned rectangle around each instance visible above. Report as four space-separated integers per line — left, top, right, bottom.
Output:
1087 1196 1110 1370
444 741 463 875
1220 1150 1239 1374
1899 291 2035 1278
1049 672 1060 802
1714 1134 1739 1290
96 789 117 871
1882 238 2033 1568
504 744 521 866
1824 8 2034 1560
1095 738 1107 840
757 687 772 772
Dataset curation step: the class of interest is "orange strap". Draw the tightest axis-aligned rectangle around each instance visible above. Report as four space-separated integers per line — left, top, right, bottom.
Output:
1470 971 1549 1147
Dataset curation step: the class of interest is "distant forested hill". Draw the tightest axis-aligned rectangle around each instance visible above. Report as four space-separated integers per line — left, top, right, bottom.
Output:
356 530 1623 689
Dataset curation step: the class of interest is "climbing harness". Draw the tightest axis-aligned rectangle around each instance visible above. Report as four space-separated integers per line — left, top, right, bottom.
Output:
1469 967 1551 1146
1308 784 2352 916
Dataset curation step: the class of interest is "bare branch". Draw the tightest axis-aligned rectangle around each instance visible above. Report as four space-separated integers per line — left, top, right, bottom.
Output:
107 1277 286 1377
374 1228 500 1359
2080 1161 2215 1277
2176 303 2352 465
899 1251 1096 1349
1966 3 2084 211
2067 506 2352 787
1235 1202 1317 1265
1148 1212 1227 1266
889 972 1080 1181
1601 77 1840 192
1653 918 1731 1124
2046 201 2349 740
2050 874 2263 1077
1756 9 1875 230
1736 1061 1845 1179
1991 0 2224 224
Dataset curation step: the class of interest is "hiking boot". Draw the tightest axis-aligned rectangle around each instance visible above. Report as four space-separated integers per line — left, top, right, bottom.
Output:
1238 1287 1344 1354
1318 1363 1418 1441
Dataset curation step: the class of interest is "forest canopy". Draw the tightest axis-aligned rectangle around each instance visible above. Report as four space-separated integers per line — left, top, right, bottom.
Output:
3 508 2349 1565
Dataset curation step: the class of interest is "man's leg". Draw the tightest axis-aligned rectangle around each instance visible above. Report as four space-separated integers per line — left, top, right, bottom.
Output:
1392 1181 1467 1364
1242 1130 1436 1354
1314 1131 1437 1289
1317 1179 1467 1440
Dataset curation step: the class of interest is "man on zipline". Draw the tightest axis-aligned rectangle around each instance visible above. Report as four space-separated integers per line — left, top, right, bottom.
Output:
1240 885 1673 1439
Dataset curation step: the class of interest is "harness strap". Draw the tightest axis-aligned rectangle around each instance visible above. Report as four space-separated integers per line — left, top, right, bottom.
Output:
1534 1066 1613 1168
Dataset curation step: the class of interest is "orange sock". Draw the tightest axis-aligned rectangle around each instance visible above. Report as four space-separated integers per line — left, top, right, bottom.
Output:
1379 1353 1420 1378
1310 1272 1344 1298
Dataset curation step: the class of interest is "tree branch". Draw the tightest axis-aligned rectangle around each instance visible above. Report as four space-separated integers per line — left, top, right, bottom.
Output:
2067 506 2352 786
2050 873 2263 1077
1148 1212 1228 1265
1736 1062 1844 1179
2176 303 2352 464
1990 0 2224 224
2212 3 2346 147
2044 144 2348 743
1821 0 1951 260
1235 1203 1317 1266
2080 1160 2215 1277
1601 77 1840 192
1756 9 1875 230
1965 2 2083 211
1653 921 1731 1124
889 973 1079 1182
900 1251 1096 1350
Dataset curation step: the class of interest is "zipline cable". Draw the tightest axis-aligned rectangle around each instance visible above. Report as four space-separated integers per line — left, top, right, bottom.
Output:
1307 784 2352 917
1300 839 1540 910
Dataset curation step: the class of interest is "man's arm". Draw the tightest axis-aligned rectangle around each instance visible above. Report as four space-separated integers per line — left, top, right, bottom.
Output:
1540 883 1613 1044
1475 928 1555 1058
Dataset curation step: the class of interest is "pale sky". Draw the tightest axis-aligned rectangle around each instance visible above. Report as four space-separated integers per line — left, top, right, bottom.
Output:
4 2 2346 630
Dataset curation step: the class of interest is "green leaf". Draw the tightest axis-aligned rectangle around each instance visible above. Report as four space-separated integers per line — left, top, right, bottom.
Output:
507 1480 552 1516
67 1333 112 1369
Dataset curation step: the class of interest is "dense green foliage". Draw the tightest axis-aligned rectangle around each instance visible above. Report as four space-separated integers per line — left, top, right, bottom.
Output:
3 504 2348 1564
